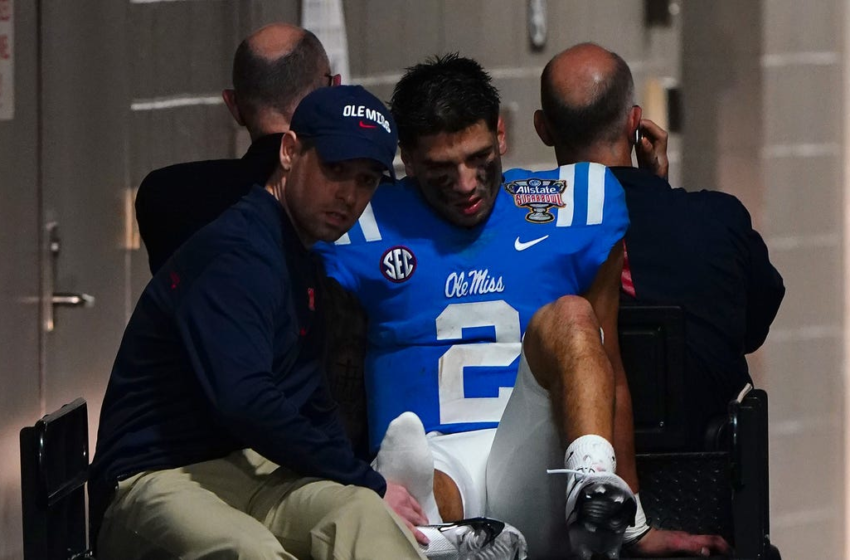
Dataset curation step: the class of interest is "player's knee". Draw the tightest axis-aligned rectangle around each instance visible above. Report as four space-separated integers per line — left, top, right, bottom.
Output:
529 295 598 337
525 296 603 387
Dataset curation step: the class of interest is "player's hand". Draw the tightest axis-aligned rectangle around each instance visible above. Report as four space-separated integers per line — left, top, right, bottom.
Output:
628 528 732 557
635 118 669 180
384 481 430 545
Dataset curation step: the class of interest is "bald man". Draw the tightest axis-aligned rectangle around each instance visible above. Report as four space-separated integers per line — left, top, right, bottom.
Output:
535 41 783 449
524 41 782 556
136 23 335 274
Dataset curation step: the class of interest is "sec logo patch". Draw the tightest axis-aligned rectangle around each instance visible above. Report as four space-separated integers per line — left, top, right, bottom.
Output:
381 246 416 283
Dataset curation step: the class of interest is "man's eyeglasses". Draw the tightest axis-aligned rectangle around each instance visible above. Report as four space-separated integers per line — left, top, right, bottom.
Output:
326 73 342 87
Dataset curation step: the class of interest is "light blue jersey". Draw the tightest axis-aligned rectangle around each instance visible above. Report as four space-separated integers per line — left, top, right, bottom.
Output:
316 162 629 450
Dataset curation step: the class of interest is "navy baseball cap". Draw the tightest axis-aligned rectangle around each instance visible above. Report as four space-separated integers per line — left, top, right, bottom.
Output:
290 85 398 180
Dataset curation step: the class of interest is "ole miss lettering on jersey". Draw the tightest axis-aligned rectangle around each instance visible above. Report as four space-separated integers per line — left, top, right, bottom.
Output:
314 162 629 449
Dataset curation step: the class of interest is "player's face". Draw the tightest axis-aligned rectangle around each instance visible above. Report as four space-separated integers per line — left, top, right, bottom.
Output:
402 119 506 228
285 144 384 246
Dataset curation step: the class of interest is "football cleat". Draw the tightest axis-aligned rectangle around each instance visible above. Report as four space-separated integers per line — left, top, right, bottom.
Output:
550 469 636 560
567 471 636 560
418 517 528 560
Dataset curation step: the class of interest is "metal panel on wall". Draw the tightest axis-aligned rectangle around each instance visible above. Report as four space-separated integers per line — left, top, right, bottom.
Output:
0 3 40 558
39 0 131 427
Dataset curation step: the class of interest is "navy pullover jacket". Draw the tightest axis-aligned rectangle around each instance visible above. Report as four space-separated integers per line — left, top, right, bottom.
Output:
136 133 283 274
90 186 385 526
612 167 784 432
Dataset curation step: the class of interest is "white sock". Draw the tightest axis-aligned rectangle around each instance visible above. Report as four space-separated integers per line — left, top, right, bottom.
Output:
565 434 617 474
374 412 443 524
624 492 651 544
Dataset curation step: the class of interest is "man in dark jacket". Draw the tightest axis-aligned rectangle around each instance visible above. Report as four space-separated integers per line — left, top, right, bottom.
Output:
532 43 784 558
135 22 336 274
91 86 429 560
534 42 785 449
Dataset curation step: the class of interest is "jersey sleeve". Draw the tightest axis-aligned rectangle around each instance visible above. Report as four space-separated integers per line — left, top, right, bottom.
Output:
565 163 630 294
503 162 629 294
313 240 361 293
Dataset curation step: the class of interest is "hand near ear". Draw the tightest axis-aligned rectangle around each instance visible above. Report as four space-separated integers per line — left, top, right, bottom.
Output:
635 119 669 180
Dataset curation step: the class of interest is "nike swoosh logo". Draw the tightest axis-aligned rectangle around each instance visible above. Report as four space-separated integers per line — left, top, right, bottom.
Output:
514 235 549 251
359 121 377 129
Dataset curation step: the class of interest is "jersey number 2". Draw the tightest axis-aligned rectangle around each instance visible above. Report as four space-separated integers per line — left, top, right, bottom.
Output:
435 301 521 424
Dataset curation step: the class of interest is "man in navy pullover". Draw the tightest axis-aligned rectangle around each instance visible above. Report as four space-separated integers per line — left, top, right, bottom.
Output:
533 44 780 557
91 86 428 560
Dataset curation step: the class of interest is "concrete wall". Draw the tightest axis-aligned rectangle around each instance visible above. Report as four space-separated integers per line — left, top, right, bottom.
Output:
681 1 845 557
760 1 845 557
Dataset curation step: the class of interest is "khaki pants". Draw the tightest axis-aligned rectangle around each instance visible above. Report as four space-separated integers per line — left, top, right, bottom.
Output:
97 449 426 560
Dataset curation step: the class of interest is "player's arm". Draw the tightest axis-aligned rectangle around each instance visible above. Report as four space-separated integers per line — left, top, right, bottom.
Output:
582 240 639 491
320 275 370 457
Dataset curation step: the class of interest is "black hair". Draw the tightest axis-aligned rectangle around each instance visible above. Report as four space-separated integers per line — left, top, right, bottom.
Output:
540 47 634 151
232 29 327 116
390 53 501 149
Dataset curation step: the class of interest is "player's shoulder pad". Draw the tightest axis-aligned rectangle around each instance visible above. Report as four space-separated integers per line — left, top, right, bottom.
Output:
504 162 625 201
502 162 626 230
352 176 418 210
504 162 621 187
326 177 420 248
503 165 560 183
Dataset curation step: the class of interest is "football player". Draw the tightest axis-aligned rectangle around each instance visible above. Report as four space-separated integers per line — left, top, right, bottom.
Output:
316 54 721 559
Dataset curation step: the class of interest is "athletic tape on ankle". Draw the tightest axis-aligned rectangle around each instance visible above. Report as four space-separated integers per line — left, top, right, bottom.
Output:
624 493 651 545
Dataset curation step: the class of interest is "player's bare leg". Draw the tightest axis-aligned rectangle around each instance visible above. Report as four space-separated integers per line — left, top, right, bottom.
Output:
434 469 464 521
523 296 614 443
524 295 636 559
